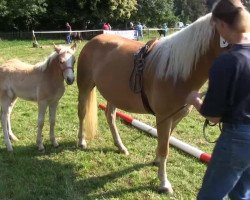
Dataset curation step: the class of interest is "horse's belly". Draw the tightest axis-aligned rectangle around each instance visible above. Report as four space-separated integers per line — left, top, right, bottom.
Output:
15 90 37 101
97 86 146 114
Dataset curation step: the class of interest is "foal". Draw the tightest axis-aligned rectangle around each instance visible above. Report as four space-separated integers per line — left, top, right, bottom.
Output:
0 43 76 152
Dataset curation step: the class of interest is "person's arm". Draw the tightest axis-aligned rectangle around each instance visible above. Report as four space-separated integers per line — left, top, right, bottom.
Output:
186 91 221 124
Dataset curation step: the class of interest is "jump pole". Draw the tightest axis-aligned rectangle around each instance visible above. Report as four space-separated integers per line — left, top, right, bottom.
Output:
99 104 211 163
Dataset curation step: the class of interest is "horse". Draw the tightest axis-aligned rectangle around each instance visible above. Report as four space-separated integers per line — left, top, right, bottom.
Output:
158 29 167 37
0 43 77 152
76 13 229 193
72 32 83 43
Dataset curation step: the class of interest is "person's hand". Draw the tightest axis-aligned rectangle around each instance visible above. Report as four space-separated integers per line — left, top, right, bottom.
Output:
186 91 202 105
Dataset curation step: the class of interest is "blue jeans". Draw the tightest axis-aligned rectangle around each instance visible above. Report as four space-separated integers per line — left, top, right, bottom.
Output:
198 123 250 200
66 34 71 44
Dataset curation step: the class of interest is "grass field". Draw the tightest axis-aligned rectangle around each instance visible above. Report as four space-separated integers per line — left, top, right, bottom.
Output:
0 39 220 200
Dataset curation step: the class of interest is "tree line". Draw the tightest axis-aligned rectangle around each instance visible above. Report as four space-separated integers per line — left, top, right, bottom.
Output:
0 0 249 32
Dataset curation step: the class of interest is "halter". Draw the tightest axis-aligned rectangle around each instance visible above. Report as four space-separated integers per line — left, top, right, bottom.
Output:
60 65 74 72
57 52 75 73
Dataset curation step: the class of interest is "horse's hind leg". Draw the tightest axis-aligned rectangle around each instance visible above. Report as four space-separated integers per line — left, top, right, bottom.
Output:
106 103 129 155
49 101 59 148
7 98 19 141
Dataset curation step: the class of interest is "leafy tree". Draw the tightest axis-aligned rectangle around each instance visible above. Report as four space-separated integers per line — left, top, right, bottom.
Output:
174 0 207 24
131 0 177 27
0 0 47 31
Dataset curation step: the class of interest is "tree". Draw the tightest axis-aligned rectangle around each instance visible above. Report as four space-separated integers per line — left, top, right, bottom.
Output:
174 0 207 24
0 0 47 31
132 0 177 27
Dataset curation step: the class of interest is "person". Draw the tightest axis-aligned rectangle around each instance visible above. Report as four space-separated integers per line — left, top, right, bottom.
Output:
65 22 72 44
158 23 168 37
186 0 250 199
129 21 134 30
135 22 143 40
102 22 111 30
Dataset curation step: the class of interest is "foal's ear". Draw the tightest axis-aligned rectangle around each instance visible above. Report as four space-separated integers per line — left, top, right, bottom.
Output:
71 43 77 51
53 43 61 54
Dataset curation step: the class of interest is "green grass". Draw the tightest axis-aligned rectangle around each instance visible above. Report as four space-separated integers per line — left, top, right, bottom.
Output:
0 39 219 200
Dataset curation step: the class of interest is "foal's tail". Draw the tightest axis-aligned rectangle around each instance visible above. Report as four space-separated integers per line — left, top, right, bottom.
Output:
84 87 97 140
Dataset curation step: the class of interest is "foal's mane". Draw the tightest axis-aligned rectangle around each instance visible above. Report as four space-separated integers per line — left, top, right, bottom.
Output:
35 52 57 71
35 46 73 71
148 13 215 81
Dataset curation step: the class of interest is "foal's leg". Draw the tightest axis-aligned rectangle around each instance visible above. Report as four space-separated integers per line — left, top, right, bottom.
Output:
36 101 47 151
1 96 14 151
155 117 173 193
106 103 129 155
7 98 19 141
49 101 59 148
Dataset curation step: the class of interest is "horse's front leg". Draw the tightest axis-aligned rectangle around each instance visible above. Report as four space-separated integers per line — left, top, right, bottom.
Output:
49 102 59 148
106 103 129 155
37 101 47 151
7 98 18 141
1 97 13 151
155 117 173 194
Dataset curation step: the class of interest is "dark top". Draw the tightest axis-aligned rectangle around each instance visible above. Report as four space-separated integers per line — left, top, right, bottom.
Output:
200 44 250 124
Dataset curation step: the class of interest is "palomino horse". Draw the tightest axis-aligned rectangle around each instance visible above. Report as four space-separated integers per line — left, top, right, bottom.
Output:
77 13 228 193
0 43 76 152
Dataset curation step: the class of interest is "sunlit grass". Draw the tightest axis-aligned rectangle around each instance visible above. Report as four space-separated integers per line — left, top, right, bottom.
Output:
0 39 218 200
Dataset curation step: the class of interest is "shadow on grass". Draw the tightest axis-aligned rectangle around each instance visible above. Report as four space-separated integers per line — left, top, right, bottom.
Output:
0 142 157 200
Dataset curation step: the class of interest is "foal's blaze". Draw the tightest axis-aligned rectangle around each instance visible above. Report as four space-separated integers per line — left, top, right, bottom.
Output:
77 13 228 193
0 43 76 152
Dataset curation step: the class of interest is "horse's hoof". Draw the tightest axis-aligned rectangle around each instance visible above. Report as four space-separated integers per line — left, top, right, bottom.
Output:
53 141 59 148
9 134 19 141
120 149 129 155
152 161 160 166
158 186 173 194
7 147 13 152
38 146 45 153
78 141 87 149
79 145 87 150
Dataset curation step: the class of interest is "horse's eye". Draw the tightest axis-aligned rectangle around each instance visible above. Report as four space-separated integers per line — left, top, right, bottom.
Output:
60 60 64 64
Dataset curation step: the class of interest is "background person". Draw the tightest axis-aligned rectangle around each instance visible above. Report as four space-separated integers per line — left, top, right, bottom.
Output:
65 22 72 44
186 0 250 199
135 22 143 40
102 22 111 30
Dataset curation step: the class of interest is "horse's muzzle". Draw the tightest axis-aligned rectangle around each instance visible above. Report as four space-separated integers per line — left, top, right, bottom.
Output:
66 77 75 85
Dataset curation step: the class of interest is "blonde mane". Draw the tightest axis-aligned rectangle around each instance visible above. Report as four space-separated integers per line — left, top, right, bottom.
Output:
35 52 57 71
36 46 75 71
147 13 215 81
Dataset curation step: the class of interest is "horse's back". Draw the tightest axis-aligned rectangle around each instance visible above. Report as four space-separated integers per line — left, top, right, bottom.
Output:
77 34 147 112
0 59 33 72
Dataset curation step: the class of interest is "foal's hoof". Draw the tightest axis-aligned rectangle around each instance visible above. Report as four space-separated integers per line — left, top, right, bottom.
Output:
158 186 173 194
119 148 129 155
9 134 19 141
7 147 13 152
38 145 45 153
53 141 59 148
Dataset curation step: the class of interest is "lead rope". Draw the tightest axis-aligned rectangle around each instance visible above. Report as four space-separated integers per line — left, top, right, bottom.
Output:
202 118 222 143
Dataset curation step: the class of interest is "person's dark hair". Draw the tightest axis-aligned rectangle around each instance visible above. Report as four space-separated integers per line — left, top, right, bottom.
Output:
212 0 250 32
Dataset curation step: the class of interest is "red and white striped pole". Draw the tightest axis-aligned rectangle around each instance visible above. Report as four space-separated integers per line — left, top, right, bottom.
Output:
99 104 211 163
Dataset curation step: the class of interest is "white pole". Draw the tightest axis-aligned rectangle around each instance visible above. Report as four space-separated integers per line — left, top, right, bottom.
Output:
99 104 211 163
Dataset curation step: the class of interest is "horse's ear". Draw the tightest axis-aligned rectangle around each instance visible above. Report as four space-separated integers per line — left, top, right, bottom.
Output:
53 43 61 54
71 43 77 51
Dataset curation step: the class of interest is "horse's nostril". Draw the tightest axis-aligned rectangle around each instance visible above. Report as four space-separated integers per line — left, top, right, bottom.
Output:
66 77 74 85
